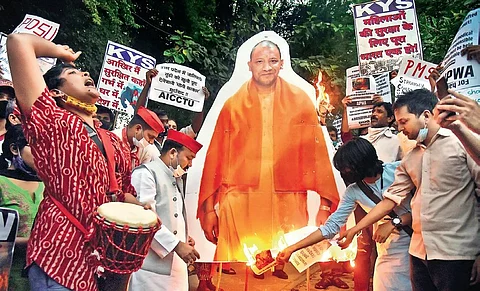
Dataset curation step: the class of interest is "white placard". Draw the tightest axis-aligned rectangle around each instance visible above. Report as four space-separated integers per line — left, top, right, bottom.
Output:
148 64 206 112
391 56 437 95
0 14 59 80
440 8 480 101
353 0 422 75
96 41 156 128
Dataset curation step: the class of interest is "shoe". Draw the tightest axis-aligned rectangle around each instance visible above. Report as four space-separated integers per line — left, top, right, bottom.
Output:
206 279 224 291
253 272 265 279
272 269 289 279
330 276 349 289
217 267 236 275
314 277 332 289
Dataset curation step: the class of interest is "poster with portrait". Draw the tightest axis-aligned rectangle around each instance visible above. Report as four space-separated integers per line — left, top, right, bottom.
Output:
96 41 156 128
0 208 19 291
353 0 422 76
440 8 480 102
345 66 376 129
185 31 350 272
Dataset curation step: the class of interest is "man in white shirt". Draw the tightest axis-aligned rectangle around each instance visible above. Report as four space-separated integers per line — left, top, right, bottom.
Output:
129 130 202 291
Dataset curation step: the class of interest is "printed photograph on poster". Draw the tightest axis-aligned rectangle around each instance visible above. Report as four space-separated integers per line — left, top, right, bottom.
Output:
391 56 437 96
0 14 59 80
184 31 348 264
346 66 375 129
96 41 156 127
440 8 480 101
352 0 423 76
0 208 19 291
148 64 206 112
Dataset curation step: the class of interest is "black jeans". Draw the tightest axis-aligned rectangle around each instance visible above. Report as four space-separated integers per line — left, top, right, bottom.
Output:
410 255 477 291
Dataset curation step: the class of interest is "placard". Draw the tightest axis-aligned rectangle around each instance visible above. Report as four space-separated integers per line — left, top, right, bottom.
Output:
96 41 156 127
148 64 206 112
391 56 437 95
0 15 59 80
353 0 422 75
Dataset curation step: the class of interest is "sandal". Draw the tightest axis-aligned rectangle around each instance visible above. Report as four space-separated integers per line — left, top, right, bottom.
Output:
330 277 349 289
314 277 332 289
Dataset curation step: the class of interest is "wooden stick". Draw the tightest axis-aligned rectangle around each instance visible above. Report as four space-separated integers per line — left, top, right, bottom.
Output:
306 267 310 291
216 262 223 291
244 264 249 291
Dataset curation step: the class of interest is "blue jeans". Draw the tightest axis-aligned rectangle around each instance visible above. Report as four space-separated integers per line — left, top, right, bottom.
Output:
28 263 73 291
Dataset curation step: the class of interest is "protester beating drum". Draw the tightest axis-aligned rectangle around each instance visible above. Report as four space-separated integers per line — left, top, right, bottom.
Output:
92 202 160 274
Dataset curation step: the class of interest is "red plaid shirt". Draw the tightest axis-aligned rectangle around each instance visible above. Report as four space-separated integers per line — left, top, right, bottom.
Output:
24 88 133 291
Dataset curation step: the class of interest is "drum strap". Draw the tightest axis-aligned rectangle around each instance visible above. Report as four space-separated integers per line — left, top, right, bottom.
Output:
50 195 89 236
96 128 119 193
49 126 120 238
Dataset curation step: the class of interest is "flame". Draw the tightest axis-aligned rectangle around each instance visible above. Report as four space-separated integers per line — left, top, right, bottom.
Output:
350 260 356 268
242 226 358 273
242 234 288 268
315 70 334 115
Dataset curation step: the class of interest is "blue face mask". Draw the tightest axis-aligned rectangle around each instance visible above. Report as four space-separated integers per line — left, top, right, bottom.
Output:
416 126 428 143
12 151 37 178
416 113 429 143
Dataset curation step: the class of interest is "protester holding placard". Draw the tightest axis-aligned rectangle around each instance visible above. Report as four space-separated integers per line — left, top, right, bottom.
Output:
6 33 143 291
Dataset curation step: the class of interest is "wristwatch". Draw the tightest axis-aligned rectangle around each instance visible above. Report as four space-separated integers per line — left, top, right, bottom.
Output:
390 216 403 230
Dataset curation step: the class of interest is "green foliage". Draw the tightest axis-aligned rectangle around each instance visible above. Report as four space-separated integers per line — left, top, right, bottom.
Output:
1 0 476 128
416 0 477 64
82 0 139 28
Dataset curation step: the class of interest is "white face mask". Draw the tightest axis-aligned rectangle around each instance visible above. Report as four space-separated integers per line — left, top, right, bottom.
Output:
170 151 187 178
133 130 149 149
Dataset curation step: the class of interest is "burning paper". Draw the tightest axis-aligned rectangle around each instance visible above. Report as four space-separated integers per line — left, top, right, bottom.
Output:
243 226 358 274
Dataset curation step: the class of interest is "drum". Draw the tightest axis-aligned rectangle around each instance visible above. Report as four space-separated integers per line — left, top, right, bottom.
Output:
92 202 160 275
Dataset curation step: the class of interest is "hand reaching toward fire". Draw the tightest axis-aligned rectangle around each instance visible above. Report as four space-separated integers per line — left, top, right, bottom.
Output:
276 246 295 263
337 228 357 249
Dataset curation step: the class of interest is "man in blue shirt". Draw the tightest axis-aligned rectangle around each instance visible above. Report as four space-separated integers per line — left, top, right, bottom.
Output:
277 138 412 291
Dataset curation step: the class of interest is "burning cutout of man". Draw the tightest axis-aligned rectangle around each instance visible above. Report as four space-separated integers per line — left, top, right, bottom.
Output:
185 32 346 274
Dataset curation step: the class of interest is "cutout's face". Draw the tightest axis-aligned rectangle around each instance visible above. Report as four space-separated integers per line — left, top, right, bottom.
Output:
248 45 283 89
57 68 99 103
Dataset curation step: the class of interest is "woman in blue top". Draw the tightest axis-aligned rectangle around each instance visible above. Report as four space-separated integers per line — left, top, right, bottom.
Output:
278 138 412 291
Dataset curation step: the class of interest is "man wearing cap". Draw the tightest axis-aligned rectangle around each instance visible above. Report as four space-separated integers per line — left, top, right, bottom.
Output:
129 130 202 291
113 106 164 168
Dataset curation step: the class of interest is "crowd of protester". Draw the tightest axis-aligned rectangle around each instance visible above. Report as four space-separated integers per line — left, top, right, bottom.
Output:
0 19 479 291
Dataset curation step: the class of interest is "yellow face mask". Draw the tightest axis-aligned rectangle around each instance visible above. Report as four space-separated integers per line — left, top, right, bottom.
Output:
51 90 97 115
62 95 97 115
